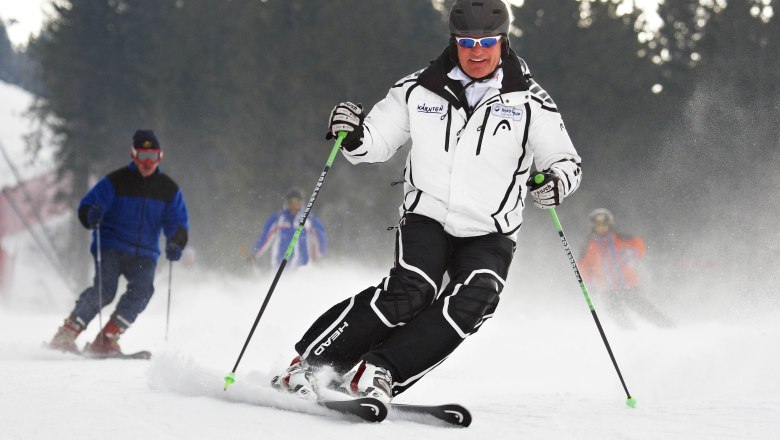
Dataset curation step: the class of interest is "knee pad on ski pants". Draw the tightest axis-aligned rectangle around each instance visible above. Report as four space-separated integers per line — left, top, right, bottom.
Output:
444 274 502 336
371 271 437 326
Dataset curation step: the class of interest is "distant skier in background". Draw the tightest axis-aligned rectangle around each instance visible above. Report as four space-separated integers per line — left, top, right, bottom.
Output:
579 208 674 329
247 188 327 270
48 130 189 356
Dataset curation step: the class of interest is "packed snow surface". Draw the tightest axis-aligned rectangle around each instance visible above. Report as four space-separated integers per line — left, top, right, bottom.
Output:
1 263 778 440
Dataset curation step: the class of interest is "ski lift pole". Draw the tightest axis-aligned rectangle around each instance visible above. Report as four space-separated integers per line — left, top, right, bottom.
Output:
224 132 347 390
533 174 636 408
0 140 64 268
0 187 75 292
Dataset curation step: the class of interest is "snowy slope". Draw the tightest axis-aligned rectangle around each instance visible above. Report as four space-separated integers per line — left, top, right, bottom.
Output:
1 262 778 440
1 80 778 439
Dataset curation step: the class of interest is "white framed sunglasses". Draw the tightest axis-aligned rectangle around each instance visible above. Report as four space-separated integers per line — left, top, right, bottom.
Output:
455 36 501 49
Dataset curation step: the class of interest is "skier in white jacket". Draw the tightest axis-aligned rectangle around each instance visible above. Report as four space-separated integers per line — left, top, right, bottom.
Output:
272 0 582 403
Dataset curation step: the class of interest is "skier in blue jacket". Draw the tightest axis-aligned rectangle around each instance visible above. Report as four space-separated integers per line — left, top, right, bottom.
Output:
48 130 189 357
248 189 327 270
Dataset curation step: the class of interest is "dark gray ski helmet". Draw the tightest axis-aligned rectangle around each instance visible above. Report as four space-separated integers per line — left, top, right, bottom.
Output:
449 0 510 37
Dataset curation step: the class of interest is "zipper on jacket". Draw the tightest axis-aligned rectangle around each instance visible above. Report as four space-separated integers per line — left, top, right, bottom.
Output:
475 107 491 155
443 104 452 152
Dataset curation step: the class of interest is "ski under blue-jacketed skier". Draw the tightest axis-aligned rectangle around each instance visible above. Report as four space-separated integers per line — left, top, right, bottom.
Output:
248 189 327 270
271 0 582 403
48 130 189 357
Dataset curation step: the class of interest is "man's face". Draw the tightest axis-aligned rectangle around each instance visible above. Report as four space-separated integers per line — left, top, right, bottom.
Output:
455 35 502 79
135 159 159 177
592 215 611 236
132 148 162 177
593 223 610 236
287 197 303 215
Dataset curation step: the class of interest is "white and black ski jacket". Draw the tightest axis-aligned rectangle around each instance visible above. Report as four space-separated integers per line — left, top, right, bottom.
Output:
342 48 582 241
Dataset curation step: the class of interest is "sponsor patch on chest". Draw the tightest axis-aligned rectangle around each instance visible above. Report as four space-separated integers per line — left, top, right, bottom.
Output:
417 102 445 114
490 104 524 120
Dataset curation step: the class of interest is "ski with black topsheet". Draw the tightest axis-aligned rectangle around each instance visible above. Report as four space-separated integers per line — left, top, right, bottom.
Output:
389 402 472 427
318 397 388 422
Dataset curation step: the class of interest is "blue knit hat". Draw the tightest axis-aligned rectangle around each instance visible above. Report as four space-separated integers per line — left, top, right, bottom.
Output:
133 130 160 150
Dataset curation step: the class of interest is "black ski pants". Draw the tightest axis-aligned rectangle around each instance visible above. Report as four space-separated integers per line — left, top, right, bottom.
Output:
294 214 515 395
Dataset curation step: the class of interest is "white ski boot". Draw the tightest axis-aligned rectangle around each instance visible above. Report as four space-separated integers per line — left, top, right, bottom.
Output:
271 356 318 401
340 360 393 403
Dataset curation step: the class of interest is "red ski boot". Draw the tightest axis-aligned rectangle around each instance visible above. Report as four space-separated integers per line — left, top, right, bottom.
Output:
84 319 125 357
48 317 85 354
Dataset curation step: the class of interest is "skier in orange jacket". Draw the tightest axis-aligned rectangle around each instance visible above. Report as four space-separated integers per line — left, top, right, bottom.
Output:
579 209 673 329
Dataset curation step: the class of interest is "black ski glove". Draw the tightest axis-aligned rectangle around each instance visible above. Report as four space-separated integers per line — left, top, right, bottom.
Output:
166 226 188 261
78 205 103 229
326 102 364 151
165 242 183 261
526 171 564 209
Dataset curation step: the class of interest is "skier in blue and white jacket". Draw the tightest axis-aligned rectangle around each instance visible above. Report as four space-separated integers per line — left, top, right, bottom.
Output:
48 130 189 357
249 189 327 270
272 0 582 403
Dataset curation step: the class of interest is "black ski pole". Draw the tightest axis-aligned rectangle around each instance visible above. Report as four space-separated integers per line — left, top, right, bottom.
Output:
95 223 104 331
165 261 173 341
224 132 347 390
533 174 636 408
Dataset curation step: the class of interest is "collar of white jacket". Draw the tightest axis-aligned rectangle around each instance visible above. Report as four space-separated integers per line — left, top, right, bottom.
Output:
447 66 504 109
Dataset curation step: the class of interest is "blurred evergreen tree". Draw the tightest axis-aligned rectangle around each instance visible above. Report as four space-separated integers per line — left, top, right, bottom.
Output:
0 21 38 91
25 0 778 276
639 0 779 255
28 0 446 271
508 0 676 218
0 21 15 83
